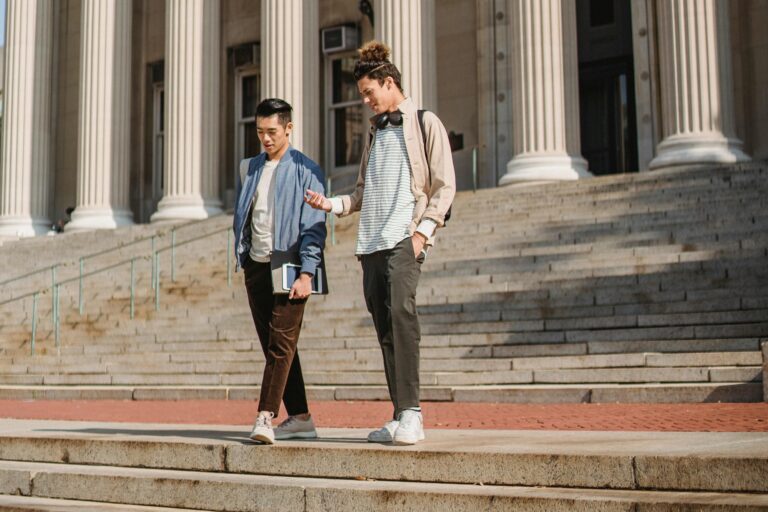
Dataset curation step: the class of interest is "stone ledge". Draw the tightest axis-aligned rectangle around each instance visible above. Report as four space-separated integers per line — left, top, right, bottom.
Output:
762 340 768 403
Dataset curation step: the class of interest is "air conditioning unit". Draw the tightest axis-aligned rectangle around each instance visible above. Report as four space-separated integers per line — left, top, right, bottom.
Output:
322 26 358 54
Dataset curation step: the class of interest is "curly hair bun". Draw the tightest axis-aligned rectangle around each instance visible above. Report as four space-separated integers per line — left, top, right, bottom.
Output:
358 41 390 64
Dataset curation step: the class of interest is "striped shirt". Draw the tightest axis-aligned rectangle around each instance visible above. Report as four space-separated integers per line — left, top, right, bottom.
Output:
355 126 415 255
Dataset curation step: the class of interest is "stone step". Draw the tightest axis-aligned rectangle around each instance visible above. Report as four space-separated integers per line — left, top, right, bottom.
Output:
3 363 761 388
0 349 761 378
0 495 203 511
3 458 767 512
0 420 768 511
0 419 766 497
0 381 761 403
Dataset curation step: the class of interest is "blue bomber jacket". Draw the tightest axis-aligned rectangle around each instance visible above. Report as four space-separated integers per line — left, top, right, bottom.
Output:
233 147 327 280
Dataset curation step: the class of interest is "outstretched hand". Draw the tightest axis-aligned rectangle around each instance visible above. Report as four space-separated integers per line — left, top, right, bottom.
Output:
304 190 332 212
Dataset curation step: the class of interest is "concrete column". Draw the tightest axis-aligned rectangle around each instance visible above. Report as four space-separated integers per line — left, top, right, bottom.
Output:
261 0 320 160
152 0 223 223
0 0 54 236
66 0 134 232
374 0 437 112
649 0 749 169
500 0 586 186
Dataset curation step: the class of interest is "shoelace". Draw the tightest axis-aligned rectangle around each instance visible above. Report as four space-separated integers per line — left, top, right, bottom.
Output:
278 416 297 428
254 414 271 428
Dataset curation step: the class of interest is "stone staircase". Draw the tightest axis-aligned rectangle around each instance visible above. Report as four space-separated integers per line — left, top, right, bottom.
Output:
0 419 766 510
0 163 766 402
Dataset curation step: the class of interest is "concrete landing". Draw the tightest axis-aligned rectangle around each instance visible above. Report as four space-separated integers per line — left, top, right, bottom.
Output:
0 419 766 510
0 419 766 492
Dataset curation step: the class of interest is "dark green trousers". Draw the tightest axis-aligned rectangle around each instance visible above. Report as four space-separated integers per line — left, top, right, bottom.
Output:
360 237 424 416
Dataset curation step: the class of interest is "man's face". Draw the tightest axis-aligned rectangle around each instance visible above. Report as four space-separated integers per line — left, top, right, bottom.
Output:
357 76 397 114
256 114 292 159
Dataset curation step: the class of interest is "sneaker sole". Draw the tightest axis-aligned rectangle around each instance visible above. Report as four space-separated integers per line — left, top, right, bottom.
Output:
367 436 393 443
275 431 318 440
393 431 425 446
249 433 275 444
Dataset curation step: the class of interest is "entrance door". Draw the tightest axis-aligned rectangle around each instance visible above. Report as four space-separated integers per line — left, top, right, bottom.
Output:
577 0 638 175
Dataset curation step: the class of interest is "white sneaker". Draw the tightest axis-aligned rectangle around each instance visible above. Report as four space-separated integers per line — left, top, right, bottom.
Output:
367 420 399 443
393 410 425 445
275 415 318 440
249 411 275 444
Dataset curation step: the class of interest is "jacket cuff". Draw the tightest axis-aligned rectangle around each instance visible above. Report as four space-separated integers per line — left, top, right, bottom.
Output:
329 197 344 215
300 262 317 277
415 219 437 239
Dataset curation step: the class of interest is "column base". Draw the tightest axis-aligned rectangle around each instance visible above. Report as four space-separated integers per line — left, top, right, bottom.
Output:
649 134 751 170
64 207 135 232
499 154 590 186
150 196 223 224
0 216 53 237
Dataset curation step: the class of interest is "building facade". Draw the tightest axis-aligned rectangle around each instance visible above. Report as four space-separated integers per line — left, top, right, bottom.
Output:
0 0 765 235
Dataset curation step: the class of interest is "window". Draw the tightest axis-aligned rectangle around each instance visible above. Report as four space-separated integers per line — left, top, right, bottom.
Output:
235 69 260 167
325 54 365 194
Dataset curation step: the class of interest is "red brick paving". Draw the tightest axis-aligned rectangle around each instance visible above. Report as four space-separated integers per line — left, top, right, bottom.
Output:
0 400 767 432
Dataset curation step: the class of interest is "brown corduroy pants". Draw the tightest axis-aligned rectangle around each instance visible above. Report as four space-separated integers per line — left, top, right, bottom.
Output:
243 257 309 416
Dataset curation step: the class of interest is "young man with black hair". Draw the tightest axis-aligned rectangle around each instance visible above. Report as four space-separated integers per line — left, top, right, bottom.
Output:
233 98 328 444
305 42 455 445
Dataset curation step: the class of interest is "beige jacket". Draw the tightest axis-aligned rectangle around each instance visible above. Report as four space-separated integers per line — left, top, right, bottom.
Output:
338 97 456 245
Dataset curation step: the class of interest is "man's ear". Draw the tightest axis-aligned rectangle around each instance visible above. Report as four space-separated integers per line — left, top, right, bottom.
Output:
286 121 294 136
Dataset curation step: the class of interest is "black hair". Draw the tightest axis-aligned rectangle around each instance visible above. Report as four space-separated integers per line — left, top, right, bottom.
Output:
255 98 292 127
353 41 403 92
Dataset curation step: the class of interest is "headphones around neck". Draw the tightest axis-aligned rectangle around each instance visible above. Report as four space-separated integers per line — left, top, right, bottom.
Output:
372 110 403 130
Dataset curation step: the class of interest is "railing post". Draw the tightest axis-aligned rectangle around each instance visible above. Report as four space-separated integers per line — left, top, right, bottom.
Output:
51 265 57 315
472 146 478 193
227 230 232 287
30 292 38 356
326 177 336 245
130 258 135 319
151 236 156 289
54 284 60 354
78 257 84 315
171 228 176 282
155 251 160 312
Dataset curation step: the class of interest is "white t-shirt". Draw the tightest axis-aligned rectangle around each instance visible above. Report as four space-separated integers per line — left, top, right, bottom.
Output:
249 159 279 262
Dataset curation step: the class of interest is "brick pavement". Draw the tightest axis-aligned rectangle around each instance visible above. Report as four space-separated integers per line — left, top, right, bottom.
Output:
0 400 767 431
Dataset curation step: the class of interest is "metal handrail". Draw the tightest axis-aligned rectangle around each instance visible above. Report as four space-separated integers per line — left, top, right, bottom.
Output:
0 213 227 289
1 221 235 355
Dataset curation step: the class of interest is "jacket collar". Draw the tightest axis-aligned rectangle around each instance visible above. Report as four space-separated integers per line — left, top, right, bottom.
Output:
252 145 294 175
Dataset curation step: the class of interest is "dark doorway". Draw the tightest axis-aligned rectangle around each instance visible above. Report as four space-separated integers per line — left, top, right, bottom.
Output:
577 0 638 175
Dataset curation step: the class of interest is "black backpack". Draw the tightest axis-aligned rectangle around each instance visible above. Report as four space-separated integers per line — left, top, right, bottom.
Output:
417 110 452 223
